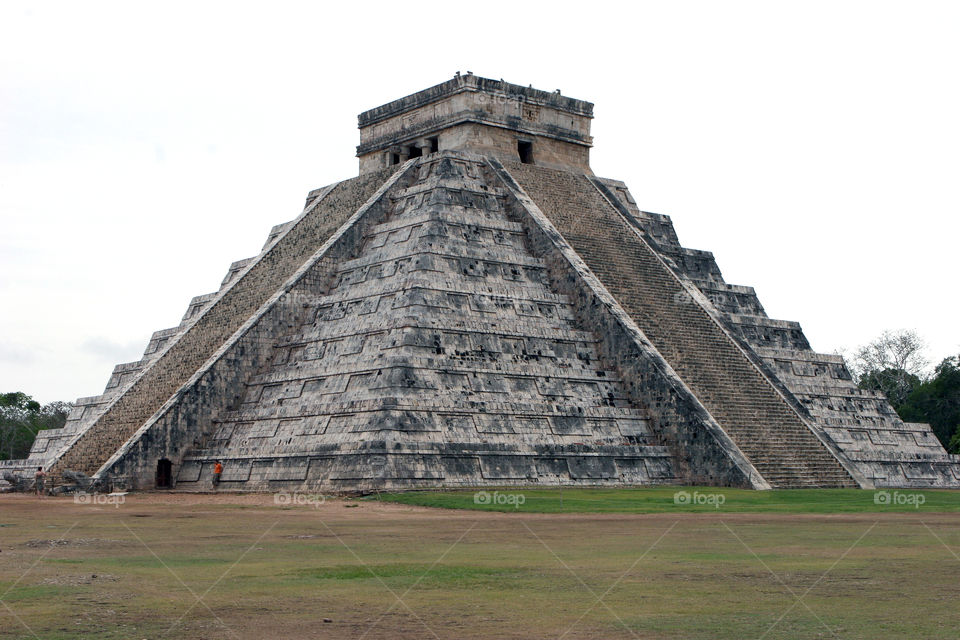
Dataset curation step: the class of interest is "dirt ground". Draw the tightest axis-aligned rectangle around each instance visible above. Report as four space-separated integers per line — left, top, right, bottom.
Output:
1 492 958 639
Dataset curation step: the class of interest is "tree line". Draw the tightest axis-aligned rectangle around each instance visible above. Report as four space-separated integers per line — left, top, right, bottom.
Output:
848 329 960 453
0 392 71 460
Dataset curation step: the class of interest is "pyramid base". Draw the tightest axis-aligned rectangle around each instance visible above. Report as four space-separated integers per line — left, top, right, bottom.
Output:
104 444 682 493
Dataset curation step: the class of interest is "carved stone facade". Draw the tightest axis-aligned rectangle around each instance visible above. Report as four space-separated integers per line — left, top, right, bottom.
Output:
5 75 957 492
357 74 592 175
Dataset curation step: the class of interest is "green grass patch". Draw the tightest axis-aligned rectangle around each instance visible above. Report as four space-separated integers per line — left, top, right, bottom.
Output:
0 584 76 603
289 563 524 587
374 486 960 513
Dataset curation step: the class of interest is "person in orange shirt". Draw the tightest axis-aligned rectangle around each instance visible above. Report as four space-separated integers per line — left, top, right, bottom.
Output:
213 461 223 489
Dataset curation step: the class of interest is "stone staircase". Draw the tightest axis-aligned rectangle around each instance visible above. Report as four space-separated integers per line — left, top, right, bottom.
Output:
588 176 958 488
45 168 396 481
168 155 677 491
506 163 857 488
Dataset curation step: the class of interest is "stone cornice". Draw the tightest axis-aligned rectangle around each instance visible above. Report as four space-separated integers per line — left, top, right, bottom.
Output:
358 74 594 128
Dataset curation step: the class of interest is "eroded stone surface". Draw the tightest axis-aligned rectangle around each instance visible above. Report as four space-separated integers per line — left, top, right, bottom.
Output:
169 156 676 491
588 176 959 488
6 75 955 492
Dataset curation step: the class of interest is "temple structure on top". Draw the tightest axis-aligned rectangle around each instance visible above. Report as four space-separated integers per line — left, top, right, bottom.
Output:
356 73 593 174
3 74 957 493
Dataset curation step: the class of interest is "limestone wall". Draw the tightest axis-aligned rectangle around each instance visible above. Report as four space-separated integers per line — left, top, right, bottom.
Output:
46 167 399 483
358 74 593 175
505 162 860 488
595 177 960 488
170 154 676 492
490 159 767 489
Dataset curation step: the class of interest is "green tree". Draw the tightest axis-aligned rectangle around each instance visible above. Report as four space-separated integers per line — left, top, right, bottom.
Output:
849 329 928 407
0 392 72 460
898 356 960 451
858 368 923 409
848 331 960 451
1 392 41 413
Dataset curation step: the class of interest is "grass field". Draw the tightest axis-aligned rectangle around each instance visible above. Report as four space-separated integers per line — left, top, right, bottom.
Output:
1 489 959 639
376 486 960 513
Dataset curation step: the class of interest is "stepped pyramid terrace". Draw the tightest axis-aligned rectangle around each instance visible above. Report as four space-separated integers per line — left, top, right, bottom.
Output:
4 73 958 492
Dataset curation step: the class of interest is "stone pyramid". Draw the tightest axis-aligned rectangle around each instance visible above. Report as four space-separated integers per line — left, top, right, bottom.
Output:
7 74 958 491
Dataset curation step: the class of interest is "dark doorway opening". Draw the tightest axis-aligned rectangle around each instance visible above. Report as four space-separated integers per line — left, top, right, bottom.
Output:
518 140 534 164
428 136 439 153
408 145 423 159
390 152 401 165
156 458 172 489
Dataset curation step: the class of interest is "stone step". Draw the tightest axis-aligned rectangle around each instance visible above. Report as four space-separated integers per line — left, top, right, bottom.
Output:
45 169 399 480
508 164 857 488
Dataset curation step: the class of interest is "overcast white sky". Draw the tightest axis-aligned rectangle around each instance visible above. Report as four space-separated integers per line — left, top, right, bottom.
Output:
1 1 957 404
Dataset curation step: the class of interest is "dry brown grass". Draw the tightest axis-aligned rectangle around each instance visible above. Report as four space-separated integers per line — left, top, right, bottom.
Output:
1 492 958 639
